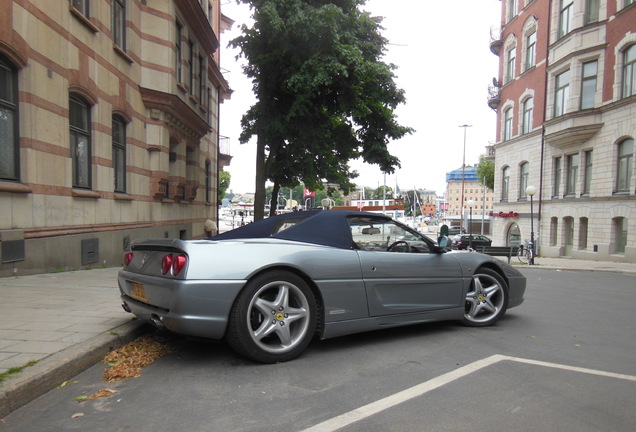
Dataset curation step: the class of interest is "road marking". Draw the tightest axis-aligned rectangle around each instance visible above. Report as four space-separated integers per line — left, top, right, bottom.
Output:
300 354 636 432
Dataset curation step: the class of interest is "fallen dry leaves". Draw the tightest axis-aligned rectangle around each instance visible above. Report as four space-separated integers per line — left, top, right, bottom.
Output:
102 335 173 383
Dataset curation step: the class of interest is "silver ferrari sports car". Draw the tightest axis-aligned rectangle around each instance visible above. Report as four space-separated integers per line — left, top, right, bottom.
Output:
118 210 526 363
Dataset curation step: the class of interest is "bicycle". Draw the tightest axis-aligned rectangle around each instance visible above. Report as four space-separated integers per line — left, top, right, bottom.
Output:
517 240 534 264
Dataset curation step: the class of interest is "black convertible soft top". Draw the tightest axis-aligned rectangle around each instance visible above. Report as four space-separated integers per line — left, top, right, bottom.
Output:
212 210 393 249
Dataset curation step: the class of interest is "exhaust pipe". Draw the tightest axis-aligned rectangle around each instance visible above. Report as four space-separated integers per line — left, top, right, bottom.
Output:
150 314 166 329
121 302 131 313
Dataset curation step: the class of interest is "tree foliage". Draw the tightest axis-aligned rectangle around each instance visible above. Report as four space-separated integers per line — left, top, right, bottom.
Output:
218 171 231 201
231 0 413 219
476 155 495 190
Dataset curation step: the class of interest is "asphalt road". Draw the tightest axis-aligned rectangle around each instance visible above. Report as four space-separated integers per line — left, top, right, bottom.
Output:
2 269 635 431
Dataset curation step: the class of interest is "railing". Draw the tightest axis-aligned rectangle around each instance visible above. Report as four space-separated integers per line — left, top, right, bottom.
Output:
219 135 230 156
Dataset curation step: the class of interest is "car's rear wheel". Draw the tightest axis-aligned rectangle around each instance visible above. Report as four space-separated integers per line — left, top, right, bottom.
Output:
226 270 317 363
463 268 509 327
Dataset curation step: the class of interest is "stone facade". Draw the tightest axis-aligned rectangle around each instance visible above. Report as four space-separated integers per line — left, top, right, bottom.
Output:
490 0 636 263
0 0 232 276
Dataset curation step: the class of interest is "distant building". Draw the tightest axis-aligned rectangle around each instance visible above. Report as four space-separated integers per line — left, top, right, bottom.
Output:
489 0 635 262
0 0 232 276
444 166 495 218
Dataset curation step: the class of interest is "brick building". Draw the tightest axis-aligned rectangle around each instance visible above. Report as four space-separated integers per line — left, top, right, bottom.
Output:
489 0 635 262
0 0 232 276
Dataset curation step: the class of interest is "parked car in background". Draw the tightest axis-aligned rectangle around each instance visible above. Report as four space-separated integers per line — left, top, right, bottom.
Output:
453 234 492 250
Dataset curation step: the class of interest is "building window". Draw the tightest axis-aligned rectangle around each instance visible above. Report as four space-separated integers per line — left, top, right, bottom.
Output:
616 139 634 193
582 150 592 195
554 70 570 117
564 217 574 247
113 0 126 50
198 54 205 103
550 217 558 246
579 217 588 250
622 45 636 99
188 39 195 93
519 162 529 200
624 0 635 9
506 46 516 83
69 94 92 189
585 0 599 24
507 0 518 22
553 156 562 198
0 55 19 181
613 217 628 254
522 97 533 134
525 31 536 71
70 0 89 17
112 116 126 193
205 160 211 203
503 107 513 141
581 60 597 109
502 166 510 201
559 0 574 38
565 153 579 197
176 21 183 84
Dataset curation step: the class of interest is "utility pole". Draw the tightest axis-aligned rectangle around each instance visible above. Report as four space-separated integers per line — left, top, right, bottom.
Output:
459 124 472 233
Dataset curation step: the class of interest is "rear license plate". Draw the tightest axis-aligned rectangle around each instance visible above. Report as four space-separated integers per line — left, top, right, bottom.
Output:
131 282 148 302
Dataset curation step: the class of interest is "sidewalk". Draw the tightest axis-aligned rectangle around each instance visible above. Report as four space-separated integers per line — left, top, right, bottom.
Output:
1 258 635 416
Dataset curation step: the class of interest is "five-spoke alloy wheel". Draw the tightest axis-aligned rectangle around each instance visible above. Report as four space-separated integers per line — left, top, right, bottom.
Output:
226 270 317 363
463 268 509 327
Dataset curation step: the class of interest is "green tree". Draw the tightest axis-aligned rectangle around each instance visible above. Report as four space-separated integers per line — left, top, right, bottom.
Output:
231 0 413 220
218 171 231 201
476 155 495 190
372 186 393 199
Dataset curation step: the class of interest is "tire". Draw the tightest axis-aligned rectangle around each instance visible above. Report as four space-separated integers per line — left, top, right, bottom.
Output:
462 268 509 327
518 246 529 264
226 270 317 363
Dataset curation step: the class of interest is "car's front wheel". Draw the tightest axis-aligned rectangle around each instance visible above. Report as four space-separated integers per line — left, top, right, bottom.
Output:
226 270 317 363
463 268 509 327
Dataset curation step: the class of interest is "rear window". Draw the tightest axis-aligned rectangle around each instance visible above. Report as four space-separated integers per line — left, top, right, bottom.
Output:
271 216 309 235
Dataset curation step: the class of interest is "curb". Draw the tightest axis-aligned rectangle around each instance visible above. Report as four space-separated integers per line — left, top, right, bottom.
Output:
0 320 150 417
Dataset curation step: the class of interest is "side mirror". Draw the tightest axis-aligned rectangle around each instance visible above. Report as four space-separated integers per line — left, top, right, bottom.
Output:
437 236 449 248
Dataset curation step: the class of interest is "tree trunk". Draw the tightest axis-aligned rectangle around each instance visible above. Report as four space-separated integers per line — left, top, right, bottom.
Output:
253 137 267 221
270 182 281 217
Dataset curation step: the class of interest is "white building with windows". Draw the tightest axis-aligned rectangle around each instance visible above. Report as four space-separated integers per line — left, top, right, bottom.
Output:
489 0 635 262
0 0 232 276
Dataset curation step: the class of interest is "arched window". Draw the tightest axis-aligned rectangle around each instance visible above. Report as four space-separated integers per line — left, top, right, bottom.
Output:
502 166 511 201
69 94 92 189
519 162 529 199
0 54 19 181
622 45 636 98
522 97 533 134
616 138 634 193
503 107 513 141
112 115 127 193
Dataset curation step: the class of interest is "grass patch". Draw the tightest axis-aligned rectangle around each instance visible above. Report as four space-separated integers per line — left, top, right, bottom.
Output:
0 360 38 386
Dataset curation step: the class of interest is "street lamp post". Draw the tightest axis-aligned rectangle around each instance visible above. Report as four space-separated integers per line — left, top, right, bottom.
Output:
526 185 537 265
459 125 472 233
467 199 475 249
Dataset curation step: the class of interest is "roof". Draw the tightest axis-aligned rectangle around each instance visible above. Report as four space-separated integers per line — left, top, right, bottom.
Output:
212 210 393 249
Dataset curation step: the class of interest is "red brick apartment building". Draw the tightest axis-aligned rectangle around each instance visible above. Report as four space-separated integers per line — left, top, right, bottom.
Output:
489 0 635 262
0 0 232 276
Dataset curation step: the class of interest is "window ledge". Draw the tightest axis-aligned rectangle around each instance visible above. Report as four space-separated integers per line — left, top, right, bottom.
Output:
114 193 134 201
69 5 99 33
72 189 100 199
0 181 32 194
113 45 134 64
177 82 188 94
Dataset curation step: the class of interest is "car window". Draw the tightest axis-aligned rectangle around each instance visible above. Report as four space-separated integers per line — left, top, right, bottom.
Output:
348 216 431 252
271 216 309 234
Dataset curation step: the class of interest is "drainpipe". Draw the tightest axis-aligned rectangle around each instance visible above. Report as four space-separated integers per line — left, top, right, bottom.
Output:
537 1 553 257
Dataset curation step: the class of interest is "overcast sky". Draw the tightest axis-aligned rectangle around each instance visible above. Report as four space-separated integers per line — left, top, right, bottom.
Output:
219 0 502 195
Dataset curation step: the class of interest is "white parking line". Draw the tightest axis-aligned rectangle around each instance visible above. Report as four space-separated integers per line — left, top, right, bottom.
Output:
300 354 636 432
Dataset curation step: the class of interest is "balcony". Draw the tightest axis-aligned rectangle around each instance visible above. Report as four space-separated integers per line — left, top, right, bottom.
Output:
487 82 501 111
219 135 232 167
544 111 604 149
489 26 503 55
